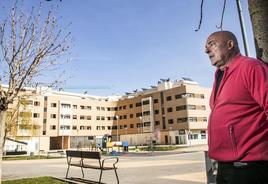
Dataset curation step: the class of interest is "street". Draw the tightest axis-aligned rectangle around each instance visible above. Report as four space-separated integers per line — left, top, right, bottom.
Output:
3 149 207 184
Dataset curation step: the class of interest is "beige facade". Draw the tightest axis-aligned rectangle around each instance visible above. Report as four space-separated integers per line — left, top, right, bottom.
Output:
4 79 211 152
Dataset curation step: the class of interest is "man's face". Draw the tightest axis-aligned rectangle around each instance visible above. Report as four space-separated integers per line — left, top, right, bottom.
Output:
205 34 230 69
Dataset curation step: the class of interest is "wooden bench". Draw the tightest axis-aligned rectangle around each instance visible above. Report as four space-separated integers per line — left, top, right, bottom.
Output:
65 150 119 183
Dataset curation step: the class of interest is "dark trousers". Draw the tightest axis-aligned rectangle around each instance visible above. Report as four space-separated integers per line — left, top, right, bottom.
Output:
217 161 268 184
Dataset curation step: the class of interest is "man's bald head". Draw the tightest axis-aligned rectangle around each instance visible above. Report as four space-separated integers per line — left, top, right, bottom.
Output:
209 31 240 51
205 31 240 70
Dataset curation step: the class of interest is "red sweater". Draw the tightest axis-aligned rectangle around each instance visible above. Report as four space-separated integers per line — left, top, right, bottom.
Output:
208 54 268 162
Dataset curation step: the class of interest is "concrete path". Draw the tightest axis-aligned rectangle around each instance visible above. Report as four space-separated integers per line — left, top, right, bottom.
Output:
3 145 208 184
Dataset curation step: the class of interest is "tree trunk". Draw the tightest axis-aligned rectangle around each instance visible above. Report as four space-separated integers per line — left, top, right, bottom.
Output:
0 110 7 184
248 0 268 63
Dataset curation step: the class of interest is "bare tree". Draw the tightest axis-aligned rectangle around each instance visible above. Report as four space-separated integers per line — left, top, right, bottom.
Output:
2 95 35 149
0 1 71 181
248 0 268 63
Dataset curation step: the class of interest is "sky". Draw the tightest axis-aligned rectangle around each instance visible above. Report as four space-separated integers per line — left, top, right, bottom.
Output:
1 0 255 96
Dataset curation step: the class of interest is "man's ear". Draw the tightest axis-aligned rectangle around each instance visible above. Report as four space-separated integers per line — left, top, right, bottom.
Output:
227 40 234 50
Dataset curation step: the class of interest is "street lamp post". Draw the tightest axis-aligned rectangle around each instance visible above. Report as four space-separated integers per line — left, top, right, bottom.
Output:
116 115 119 141
169 127 173 145
139 116 142 145
125 127 128 141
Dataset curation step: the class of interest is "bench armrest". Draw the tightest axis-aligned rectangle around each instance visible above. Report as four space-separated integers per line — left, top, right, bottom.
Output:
101 157 119 168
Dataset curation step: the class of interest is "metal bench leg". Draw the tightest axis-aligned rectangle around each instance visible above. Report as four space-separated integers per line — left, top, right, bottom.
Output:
66 165 70 178
80 166 84 178
114 168 119 184
99 169 103 183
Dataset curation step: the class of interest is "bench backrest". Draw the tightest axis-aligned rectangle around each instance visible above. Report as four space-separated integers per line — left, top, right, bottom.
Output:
82 151 101 160
66 150 101 160
66 150 82 157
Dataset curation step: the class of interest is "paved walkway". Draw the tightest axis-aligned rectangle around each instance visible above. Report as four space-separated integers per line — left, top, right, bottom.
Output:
3 145 208 184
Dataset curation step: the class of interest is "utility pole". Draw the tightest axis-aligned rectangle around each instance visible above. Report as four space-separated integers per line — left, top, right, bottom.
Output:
236 0 250 56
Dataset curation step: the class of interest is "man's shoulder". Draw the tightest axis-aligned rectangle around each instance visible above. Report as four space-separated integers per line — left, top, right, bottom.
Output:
238 55 265 69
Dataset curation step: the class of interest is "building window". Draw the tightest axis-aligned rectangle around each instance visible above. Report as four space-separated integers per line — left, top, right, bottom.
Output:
136 112 142 117
136 123 142 128
96 116 100 120
51 103 57 107
61 103 71 108
143 111 150 116
142 100 150 105
129 104 133 108
72 126 77 130
166 96 172 101
144 122 151 127
101 107 105 111
189 134 199 140
73 105 77 109
107 126 111 130
61 114 70 119
50 125 56 130
177 118 187 123
201 130 207 139
80 126 85 130
87 126 91 130
188 117 197 122
168 119 174 124
167 107 173 113
80 115 85 120
73 115 77 119
130 124 134 128
42 131 46 135
107 107 111 111
34 101 40 106
155 121 160 126
153 99 158 103
175 94 182 99
96 106 100 111
176 105 186 111
80 105 85 110
44 108 47 112
136 102 141 107
203 117 207 122
123 115 127 119
50 114 56 119
96 126 101 130
154 110 159 114
87 116 91 120
130 114 134 118
33 113 40 118
187 105 196 110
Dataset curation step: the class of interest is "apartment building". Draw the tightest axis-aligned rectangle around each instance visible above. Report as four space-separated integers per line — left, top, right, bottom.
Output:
3 78 211 152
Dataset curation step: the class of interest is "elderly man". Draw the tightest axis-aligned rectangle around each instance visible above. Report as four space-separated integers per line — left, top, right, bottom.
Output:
205 31 268 184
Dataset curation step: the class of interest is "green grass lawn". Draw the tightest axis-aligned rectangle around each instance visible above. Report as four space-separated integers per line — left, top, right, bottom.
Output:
3 176 68 184
3 155 62 161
